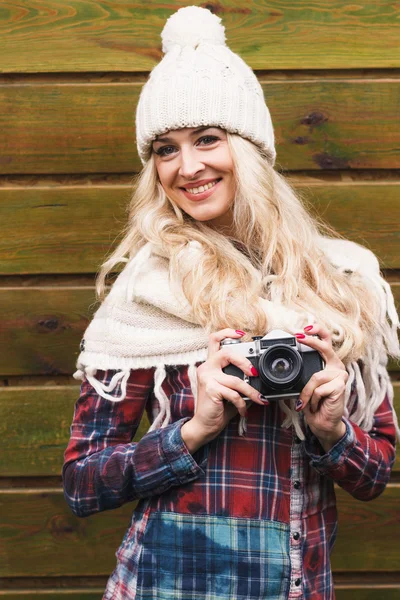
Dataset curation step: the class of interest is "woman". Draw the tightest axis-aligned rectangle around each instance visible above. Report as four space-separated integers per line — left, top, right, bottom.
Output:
63 7 399 599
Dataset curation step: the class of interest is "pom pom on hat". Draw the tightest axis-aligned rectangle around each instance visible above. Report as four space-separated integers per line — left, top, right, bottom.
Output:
161 6 226 53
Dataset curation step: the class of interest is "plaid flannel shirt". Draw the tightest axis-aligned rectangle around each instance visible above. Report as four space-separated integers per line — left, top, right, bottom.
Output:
63 367 396 600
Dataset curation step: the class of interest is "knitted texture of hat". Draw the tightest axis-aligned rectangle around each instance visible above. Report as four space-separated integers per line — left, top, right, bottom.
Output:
136 6 276 164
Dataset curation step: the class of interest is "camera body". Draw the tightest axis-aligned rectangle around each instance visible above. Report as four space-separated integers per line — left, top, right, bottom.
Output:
221 329 324 401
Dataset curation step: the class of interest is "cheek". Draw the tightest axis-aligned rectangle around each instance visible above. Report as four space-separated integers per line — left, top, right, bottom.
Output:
225 172 236 199
155 163 172 190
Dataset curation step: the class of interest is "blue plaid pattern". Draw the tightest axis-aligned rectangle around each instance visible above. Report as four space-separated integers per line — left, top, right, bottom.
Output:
137 512 290 599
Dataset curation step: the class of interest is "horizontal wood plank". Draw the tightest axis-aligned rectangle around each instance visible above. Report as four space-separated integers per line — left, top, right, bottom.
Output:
0 384 398 477
0 485 399 576
336 590 400 600
1 79 400 174
1 1 400 73
332 485 400 571
1 181 399 274
0 490 132 577
0 288 95 375
0 385 151 476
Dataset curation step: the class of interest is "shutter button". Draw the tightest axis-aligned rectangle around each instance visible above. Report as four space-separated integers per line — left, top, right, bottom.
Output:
293 480 301 489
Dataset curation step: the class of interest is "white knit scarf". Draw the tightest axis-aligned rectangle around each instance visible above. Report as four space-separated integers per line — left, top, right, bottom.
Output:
74 236 400 441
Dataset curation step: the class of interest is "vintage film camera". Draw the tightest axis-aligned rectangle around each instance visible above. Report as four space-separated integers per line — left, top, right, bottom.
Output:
221 329 324 401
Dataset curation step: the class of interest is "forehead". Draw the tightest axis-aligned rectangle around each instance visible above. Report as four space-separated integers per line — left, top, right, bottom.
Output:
153 126 224 144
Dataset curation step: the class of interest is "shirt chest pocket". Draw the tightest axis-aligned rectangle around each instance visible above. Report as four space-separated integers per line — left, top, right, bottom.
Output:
136 512 291 599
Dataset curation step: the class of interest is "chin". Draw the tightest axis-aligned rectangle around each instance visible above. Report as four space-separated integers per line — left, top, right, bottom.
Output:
187 203 232 223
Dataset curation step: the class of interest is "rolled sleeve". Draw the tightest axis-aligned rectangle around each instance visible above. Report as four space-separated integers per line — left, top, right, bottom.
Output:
304 418 356 474
160 417 209 484
304 391 396 501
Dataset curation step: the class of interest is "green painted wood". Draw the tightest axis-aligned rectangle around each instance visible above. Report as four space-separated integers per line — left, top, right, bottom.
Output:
1 1 400 73
0 387 78 477
0 385 151 476
0 288 96 376
0 186 125 275
1 80 400 174
1 182 400 274
335 591 400 600
0 384 398 477
1 486 399 576
0 490 133 577
332 485 400 571
299 183 400 270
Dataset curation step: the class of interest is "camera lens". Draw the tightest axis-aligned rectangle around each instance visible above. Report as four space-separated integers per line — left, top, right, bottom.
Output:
270 357 293 379
259 345 302 389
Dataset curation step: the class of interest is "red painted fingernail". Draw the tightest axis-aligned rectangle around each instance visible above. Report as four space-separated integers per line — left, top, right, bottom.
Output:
259 394 269 405
235 330 246 336
251 366 259 376
304 325 313 332
295 333 306 339
295 399 303 412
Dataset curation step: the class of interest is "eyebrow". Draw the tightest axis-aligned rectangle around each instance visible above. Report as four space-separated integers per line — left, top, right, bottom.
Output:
153 126 220 145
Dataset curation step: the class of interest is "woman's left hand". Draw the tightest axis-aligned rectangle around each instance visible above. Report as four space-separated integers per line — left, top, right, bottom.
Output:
294 324 348 449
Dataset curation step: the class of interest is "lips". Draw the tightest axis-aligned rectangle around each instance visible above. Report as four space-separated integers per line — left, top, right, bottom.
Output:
181 178 221 192
180 178 222 201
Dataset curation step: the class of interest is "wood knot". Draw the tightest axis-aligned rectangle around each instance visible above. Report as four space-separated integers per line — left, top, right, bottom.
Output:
203 3 219 13
38 318 59 330
301 112 328 128
48 514 76 540
293 136 309 145
313 153 349 170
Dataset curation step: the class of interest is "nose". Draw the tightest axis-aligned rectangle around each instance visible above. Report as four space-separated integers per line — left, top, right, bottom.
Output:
178 148 205 180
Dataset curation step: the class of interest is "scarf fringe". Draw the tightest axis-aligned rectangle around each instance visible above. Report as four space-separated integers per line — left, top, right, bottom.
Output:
149 365 171 430
74 367 131 402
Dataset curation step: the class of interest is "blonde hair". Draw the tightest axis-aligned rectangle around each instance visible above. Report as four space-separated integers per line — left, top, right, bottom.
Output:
97 134 386 365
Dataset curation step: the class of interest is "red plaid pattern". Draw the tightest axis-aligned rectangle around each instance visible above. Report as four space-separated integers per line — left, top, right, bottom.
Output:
63 366 396 599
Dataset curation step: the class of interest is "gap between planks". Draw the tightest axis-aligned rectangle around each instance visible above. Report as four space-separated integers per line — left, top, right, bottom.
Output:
0 69 400 85
1 171 400 188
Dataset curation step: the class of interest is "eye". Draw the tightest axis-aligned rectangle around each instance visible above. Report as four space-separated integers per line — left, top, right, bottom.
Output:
197 135 219 146
154 145 177 157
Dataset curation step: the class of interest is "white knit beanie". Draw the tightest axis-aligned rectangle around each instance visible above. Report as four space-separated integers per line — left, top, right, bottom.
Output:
136 6 276 165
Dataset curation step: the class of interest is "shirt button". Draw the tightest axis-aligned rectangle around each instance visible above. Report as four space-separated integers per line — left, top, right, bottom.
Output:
294 435 301 444
293 480 301 489
293 531 300 540
295 578 301 587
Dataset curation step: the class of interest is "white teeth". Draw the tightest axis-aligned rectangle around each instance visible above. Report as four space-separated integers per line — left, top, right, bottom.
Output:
186 180 219 194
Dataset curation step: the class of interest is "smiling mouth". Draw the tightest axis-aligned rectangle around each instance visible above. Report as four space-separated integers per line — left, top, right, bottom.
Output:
182 178 222 195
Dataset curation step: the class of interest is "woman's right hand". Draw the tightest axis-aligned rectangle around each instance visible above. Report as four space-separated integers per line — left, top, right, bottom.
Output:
181 329 264 453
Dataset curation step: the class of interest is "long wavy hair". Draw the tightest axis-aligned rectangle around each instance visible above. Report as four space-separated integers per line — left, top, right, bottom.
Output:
96 133 385 365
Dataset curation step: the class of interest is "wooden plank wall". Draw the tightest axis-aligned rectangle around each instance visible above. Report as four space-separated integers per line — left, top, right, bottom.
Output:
0 1 399 597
